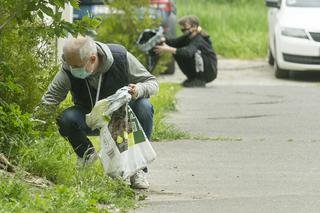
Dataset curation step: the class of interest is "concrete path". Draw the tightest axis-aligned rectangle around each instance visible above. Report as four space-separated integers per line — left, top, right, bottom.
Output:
132 59 320 213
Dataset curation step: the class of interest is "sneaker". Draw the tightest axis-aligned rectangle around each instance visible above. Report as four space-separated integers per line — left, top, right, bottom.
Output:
183 79 206 88
181 79 192 87
130 170 150 189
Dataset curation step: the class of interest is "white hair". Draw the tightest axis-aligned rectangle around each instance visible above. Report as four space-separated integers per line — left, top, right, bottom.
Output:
79 36 97 61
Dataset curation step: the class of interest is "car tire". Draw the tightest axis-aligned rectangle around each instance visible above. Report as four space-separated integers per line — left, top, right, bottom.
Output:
274 59 290 79
268 47 274 66
273 40 289 79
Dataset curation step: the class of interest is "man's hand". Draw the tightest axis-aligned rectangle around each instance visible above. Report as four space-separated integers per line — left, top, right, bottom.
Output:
128 84 138 98
154 43 177 54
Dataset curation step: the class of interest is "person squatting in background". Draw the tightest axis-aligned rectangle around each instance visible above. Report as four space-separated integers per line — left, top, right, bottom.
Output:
155 15 218 87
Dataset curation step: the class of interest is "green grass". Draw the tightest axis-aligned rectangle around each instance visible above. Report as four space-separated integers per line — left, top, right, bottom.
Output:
150 82 189 141
176 0 268 59
0 132 135 212
1 98 135 212
0 172 133 213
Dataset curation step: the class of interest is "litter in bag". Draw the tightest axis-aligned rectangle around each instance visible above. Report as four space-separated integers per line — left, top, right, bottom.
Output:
86 87 156 179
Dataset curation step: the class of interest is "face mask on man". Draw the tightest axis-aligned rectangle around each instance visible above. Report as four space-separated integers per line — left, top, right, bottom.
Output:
71 67 92 79
70 60 92 79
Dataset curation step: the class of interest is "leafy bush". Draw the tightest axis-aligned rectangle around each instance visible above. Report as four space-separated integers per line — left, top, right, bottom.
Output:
0 0 99 158
0 1 100 112
0 24 58 112
150 83 188 141
0 101 36 163
0 1 139 211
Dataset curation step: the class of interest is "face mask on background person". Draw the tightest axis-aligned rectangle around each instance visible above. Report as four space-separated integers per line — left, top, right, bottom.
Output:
181 27 192 36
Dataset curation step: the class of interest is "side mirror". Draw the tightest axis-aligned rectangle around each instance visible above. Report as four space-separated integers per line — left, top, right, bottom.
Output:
265 0 280 8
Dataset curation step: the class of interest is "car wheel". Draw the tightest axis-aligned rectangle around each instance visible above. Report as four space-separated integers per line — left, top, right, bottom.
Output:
268 47 274 66
273 40 289 79
274 59 289 79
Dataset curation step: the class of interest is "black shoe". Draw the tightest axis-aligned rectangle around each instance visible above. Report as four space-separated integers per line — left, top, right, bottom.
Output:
181 79 192 87
183 79 206 88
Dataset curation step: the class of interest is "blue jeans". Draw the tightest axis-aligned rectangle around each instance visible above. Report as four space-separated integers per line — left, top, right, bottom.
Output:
57 98 154 158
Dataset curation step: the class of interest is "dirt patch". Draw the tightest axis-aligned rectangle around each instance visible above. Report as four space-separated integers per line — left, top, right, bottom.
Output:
0 153 52 188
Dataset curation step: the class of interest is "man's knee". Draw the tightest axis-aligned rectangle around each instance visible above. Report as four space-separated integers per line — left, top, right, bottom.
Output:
132 98 154 120
57 107 83 136
131 98 154 140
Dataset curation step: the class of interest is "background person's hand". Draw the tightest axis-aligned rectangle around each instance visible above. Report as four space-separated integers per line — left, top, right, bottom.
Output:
128 84 138 98
160 36 166 43
154 43 176 54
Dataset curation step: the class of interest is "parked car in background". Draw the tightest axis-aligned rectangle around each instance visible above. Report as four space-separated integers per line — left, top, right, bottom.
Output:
73 0 177 73
73 0 176 37
148 0 177 39
73 0 108 21
265 0 320 78
146 0 176 73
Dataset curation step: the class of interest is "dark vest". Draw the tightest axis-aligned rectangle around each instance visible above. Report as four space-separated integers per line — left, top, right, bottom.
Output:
64 43 129 110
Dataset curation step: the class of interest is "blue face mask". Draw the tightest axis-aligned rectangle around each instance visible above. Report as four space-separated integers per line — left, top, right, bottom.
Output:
70 67 92 79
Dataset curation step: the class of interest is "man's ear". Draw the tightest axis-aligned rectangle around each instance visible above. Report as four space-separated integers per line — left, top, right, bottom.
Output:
90 55 97 64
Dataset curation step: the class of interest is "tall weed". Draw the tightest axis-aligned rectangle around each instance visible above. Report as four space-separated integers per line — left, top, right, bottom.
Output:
150 83 189 141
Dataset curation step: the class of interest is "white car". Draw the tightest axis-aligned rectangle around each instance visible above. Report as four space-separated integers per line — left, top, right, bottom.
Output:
265 0 320 78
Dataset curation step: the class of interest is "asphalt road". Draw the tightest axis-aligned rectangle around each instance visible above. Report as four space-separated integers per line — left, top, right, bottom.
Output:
132 59 320 213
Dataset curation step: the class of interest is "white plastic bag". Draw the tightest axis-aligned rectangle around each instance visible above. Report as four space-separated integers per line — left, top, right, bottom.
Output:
86 87 156 179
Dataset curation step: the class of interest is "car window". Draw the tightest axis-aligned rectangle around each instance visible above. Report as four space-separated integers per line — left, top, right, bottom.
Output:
79 0 104 5
286 0 320 7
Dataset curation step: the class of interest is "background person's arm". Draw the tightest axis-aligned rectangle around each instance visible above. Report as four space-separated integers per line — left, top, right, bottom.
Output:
155 40 198 58
165 34 190 48
154 43 177 54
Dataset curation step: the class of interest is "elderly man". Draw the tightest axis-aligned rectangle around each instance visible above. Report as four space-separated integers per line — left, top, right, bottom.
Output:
38 36 158 189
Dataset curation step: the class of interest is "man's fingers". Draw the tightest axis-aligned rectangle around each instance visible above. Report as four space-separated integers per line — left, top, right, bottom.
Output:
128 84 138 97
128 84 136 95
